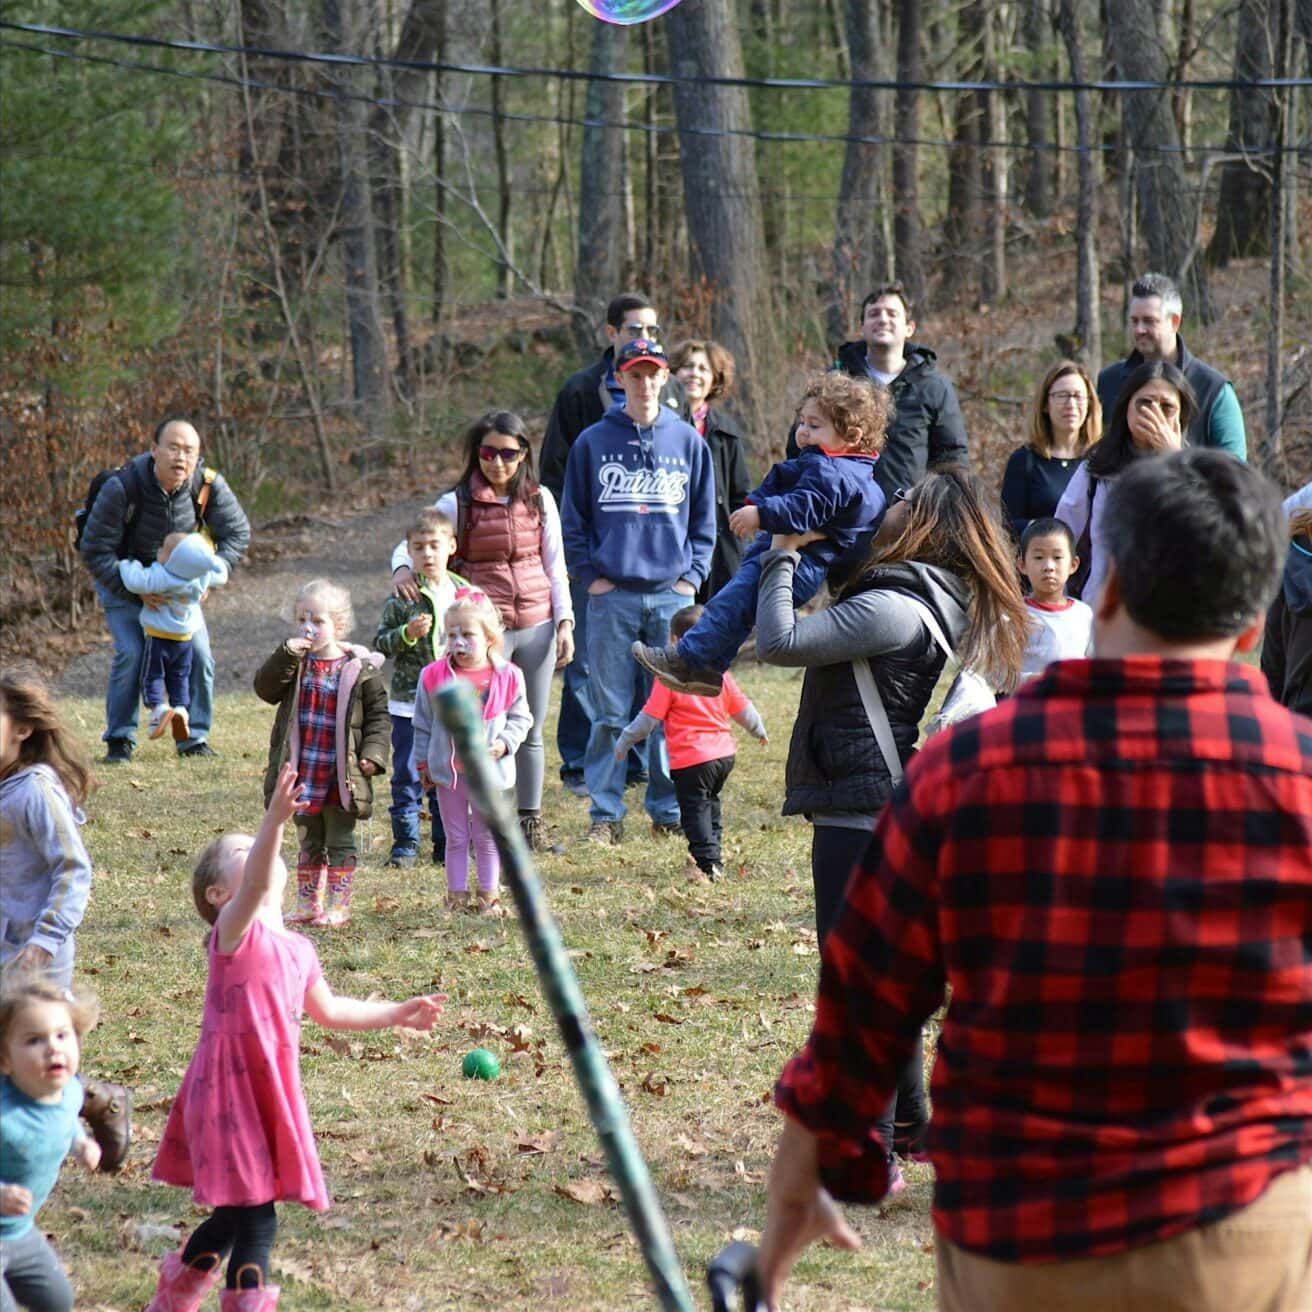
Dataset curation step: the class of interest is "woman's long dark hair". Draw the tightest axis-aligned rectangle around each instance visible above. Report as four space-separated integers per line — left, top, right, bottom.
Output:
1086 359 1197 479
842 465 1029 690
455 410 539 505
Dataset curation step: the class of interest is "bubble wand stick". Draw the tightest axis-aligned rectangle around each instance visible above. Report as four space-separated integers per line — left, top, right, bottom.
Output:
435 681 697 1312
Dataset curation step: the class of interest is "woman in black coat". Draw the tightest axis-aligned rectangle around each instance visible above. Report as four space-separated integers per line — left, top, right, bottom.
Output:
1000 360 1101 542
671 338 752 600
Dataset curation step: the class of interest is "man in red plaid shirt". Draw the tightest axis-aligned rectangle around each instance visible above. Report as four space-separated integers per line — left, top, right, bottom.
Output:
759 449 1312 1311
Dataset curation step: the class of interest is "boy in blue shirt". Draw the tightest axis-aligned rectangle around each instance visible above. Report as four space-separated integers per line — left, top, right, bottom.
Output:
635 371 890 695
560 337 717 845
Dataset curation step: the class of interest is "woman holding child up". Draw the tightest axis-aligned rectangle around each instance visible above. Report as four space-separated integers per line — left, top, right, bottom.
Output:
392 412 572 853
755 465 1027 1184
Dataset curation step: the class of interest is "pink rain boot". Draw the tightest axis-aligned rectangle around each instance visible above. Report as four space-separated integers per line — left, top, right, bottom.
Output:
144 1249 222 1312
218 1266 280 1310
314 859 355 928
286 855 326 924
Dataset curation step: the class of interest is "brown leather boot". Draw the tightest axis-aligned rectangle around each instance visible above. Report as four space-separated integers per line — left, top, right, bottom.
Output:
80 1078 132 1172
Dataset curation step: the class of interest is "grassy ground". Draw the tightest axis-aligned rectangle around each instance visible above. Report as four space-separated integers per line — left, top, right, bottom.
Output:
51 665 937 1312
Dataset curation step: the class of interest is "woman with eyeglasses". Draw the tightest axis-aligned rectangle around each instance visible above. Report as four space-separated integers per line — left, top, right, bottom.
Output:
755 465 1027 1184
391 411 573 853
1000 361 1102 543
1055 359 1197 603
670 338 752 601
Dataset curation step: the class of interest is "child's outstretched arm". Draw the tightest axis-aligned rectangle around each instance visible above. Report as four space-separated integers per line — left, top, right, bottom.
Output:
215 765 302 953
614 710 660 759
732 701 769 746
304 980 446 1031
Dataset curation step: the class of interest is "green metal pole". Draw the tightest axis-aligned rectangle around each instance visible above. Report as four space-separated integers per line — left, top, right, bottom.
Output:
435 681 697 1312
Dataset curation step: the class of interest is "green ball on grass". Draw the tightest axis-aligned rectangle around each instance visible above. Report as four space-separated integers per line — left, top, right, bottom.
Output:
462 1047 500 1080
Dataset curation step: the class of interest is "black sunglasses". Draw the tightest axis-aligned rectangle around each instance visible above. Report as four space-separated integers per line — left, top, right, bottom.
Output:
479 444 525 464
622 322 661 337
892 487 911 503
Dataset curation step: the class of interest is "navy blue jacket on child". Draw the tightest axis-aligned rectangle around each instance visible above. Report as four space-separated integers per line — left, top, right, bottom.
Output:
677 446 886 674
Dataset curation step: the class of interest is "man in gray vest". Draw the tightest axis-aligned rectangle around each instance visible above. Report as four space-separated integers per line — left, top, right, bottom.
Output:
1097 272 1246 460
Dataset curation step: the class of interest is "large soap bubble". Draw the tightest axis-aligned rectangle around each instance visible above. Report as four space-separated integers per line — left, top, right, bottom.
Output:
574 0 685 24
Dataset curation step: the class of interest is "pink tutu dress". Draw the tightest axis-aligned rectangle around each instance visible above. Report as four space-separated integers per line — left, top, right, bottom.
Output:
152 917 330 1210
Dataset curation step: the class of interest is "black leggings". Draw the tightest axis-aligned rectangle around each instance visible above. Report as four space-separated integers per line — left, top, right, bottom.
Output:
181 1202 278 1289
811 822 929 1156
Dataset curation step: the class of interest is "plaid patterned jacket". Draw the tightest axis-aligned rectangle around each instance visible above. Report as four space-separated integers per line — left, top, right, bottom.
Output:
776 656 1312 1263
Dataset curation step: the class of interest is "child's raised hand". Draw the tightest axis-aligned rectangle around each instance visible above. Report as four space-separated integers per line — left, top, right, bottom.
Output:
406 613 433 640
0 1184 32 1216
729 505 762 539
286 637 311 656
75 1136 102 1172
268 764 304 823
392 992 447 1031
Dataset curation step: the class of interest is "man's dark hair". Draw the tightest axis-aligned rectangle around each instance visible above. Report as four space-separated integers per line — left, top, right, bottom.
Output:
861 281 914 320
1102 449 1285 640
152 413 196 446
1020 516 1077 557
1130 272 1182 319
606 292 653 329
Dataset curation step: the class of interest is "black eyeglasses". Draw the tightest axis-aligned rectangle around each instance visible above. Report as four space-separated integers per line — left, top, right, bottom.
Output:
892 487 911 503
622 322 661 337
479 445 525 463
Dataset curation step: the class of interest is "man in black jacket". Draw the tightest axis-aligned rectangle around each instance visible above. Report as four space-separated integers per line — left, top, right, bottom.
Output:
829 282 970 499
540 293 690 794
80 416 250 763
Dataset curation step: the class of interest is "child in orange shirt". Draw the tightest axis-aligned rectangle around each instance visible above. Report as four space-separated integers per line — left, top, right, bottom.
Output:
614 606 767 880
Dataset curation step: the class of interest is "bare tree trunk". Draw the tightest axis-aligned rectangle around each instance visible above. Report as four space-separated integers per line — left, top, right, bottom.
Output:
1023 0 1053 217
893 0 926 303
828 0 891 343
1173 0 1195 156
943 0 984 303
323 0 388 420
1208 0 1273 264
1058 0 1103 369
665 0 778 436
981 0 1007 304
1263 0 1294 467
489 0 513 299
574 20 628 355
1107 0 1213 319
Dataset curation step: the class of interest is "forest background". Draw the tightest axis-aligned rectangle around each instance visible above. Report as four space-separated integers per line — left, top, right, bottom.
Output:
1 0 1309 667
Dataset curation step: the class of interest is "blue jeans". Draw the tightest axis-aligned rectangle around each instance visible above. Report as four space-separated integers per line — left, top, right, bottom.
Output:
584 586 683 825
389 714 444 854
558 577 649 782
677 540 828 674
141 635 193 710
97 582 212 748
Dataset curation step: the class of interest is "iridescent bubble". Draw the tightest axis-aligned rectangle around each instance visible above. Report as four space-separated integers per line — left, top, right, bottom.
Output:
573 0 685 25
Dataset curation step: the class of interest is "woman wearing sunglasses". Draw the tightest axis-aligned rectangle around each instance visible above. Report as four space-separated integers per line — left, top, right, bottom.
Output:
392 411 573 853
755 465 1027 1185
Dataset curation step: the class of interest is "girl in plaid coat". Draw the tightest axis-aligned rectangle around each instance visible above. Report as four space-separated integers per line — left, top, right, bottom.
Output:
254 580 389 928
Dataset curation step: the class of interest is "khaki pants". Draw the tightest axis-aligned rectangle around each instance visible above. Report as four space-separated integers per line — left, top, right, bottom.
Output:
936 1163 1312 1312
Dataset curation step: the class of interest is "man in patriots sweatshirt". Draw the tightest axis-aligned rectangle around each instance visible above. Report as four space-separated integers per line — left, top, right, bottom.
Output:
561 338 717 846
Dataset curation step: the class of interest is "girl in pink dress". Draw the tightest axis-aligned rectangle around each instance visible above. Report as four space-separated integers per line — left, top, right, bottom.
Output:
146 766 444 1312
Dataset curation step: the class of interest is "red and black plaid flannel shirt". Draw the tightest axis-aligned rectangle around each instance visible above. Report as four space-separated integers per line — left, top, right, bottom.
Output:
776 657 1312 1264
295 655 346 814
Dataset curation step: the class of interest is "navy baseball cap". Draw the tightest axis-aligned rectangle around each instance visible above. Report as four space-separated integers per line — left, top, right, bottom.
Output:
616 337 669 372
